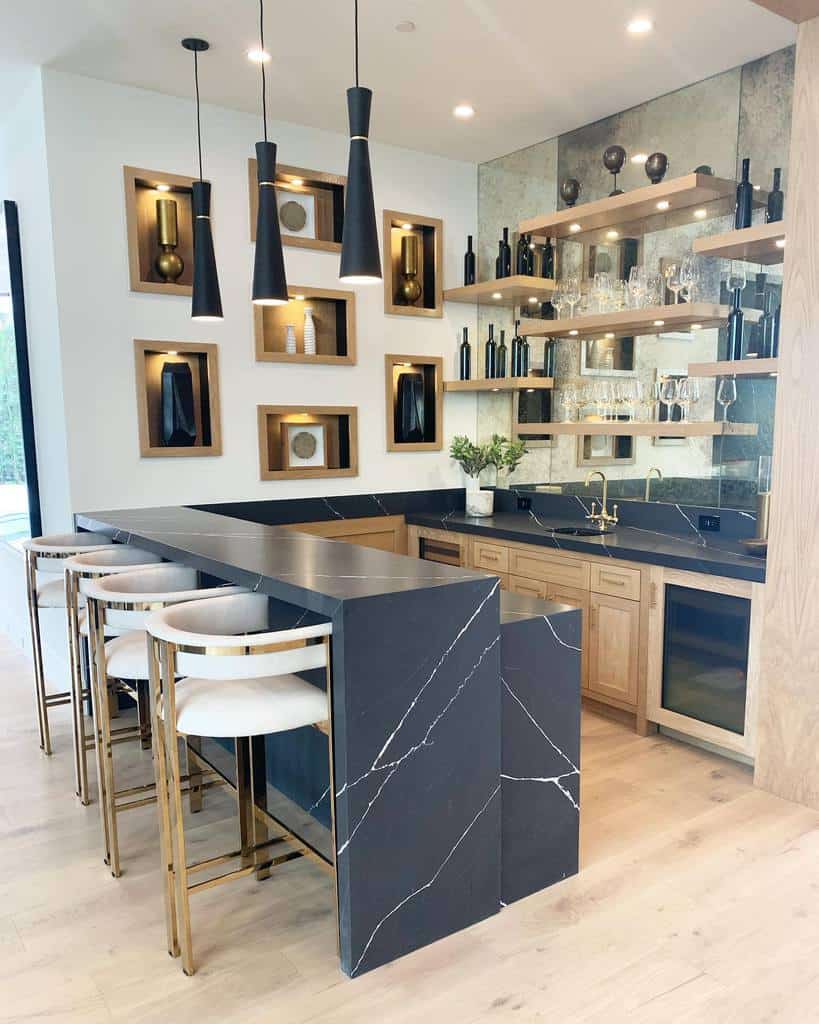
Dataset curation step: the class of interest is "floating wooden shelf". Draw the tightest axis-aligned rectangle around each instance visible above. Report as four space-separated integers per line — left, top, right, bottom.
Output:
520 173 767 245
257 405 358 481
385 354 443 452
383 211 443 318
443 276 555 306
133 340 222 457
248 161 345 253
692 221 786 264
519 302 729 340
443 377 554 393
518 420 758 437
254 286 356 365
688 358 779 378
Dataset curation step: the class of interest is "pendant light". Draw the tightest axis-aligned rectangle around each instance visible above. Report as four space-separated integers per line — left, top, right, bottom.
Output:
182 37 223 321
339 0 382 284
251 0 288 306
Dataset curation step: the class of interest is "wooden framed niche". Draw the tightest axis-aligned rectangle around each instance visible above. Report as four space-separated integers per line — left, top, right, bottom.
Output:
134 340 222 457
382 211 443 318
257 405 358 481
254 286 357 365
124 166 195 296
248 161 346 253
384 354 443 452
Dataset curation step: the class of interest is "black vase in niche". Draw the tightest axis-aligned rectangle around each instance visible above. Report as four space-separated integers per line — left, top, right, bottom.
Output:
603 145 627 195
645 152 668 185
160 362 197 447
395 371 425 443
560 177 581 207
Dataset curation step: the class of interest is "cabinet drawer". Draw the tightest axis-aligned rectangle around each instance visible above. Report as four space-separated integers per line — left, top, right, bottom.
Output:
509 549 590 590
509 575 549 600
473 540 509 573
590 563 641 601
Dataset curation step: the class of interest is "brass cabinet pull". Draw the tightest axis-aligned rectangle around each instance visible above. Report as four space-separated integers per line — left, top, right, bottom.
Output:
601 574 626 586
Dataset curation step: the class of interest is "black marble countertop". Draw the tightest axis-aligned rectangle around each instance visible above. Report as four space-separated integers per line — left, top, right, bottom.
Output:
75 506 488 615
406 511 766 583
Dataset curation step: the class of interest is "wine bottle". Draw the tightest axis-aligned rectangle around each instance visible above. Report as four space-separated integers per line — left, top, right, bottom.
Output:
497 330 508 378
510 320 521 377
502 227 512 278
541 300 555 320
766 168 784 224
459 327 471 381
543 339 555 378
520 332 531 377
541 237 555 279
516 233 529 276
485 323 497 378
463 235 476 286
761 288 776 358
495 240 504 279
526 235 535 276
727 289 745 361
735 157 753 230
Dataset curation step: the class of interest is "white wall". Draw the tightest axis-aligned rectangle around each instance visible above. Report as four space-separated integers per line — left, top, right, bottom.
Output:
40 70 478 517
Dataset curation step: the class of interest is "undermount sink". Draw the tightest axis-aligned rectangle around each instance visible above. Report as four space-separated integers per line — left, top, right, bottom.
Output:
552 526 613 537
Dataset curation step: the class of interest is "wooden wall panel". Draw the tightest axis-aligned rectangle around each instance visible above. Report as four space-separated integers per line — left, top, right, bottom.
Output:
755 16 819 809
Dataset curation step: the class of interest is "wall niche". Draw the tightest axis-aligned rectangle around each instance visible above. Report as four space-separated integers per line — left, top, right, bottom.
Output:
254 286 356 365
257 405 358 481
382 211 443 318
384 354 443 452
248 161 346 254
124 166 195 296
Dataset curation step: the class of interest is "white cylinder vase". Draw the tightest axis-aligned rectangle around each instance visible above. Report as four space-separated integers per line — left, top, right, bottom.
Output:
303 306 317 356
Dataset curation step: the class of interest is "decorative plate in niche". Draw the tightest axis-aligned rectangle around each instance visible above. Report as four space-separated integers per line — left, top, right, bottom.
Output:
276 191 315 239
279 200 308 233
281 421 327 469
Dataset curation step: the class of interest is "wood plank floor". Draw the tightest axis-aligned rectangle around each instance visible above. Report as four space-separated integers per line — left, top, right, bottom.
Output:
2 631 818 1023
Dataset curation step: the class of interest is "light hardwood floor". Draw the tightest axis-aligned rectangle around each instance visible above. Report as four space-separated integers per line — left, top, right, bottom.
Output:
2 631 818 1024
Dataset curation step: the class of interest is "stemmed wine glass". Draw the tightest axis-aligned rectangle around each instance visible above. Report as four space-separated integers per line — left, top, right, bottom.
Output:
717 377 738 422
727 263 747 306
665 262 683 304
676 377 700 422
659 377 678 419
649 380 663 421
679 254 700 303
552 280 568 320
564 276 581 318
561 384 578 422
628 266 647 308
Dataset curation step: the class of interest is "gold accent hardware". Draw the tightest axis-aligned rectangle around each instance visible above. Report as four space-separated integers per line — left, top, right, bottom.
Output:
645 466 663 502
584 470 619 528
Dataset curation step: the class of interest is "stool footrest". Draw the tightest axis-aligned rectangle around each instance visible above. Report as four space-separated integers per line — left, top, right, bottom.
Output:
188 849 303 895
188 834 290 875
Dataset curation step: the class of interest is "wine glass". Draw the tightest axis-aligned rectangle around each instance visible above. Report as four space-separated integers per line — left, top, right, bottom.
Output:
677 377 700 422
561 384 578 422
552 280 567 319
648 380 663 421
631 380 646 421
644 271 663 307
628 266 647 308
679 253 700 303
564 275 581 318
659 377 678 418
717 377 737 422
727 263 747 301
666 262 683 304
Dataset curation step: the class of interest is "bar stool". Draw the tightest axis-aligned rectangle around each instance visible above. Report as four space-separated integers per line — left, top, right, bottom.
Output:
85 566 245 877
145 592 334 975
23 532 113 755
64 546 166 806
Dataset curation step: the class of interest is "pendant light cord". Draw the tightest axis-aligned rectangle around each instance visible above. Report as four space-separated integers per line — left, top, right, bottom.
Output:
354 0 359 87
193 50 203 182
260 0 268 142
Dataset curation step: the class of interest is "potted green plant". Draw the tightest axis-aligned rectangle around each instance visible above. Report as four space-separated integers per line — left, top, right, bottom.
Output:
486 434 528 489
449 435 493 516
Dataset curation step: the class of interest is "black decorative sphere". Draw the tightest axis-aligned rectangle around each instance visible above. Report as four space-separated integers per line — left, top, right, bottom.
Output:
645 152 668 185
603 145 627 175
560 177 581 207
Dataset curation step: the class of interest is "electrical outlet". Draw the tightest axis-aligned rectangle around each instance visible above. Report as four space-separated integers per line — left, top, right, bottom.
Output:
517 495 532 511
699 513 721 532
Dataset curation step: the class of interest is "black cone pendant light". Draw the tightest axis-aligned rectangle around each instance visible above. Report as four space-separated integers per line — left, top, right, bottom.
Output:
251 0 288 306
182 38 223 321
339 0 382 284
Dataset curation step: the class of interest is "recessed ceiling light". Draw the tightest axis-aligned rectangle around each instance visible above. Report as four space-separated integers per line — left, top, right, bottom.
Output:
247 47 271 63
606 230 619 240
166 350 178 355
453 104 475 120
569 329 579 336
294 294 306 300
776 238 786 248
653 319 665 326
691 323 702 330
156 183 171 192
605 332 615 339
631 153 648 164
656 200 670 211
492 292 502 299
289 177 305 187
529 297 538 303
395 20 416 32
753 184 761 191
491 388 500 392
401 222 413 230
627 17 653 34
569 223 582 233
694 208 708 220
526 388 535 393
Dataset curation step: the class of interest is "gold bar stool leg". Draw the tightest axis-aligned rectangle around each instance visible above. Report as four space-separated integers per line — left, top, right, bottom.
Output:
25 548 51 754
66 569 90 804
91 597 121 875
186 737 204 814
150 638 179 958
250 735 271 882
136 679 152 751
87 598 112 865
163 642 195 975
235 737 253 869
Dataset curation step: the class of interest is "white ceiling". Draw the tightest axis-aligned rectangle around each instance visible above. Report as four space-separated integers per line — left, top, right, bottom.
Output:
0 0 797 163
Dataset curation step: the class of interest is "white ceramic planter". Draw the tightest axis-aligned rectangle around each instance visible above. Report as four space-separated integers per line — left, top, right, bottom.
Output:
465 486 494 518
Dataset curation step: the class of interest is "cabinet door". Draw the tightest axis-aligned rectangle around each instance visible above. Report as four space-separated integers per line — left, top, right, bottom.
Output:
509 575 549 600
588 592 640 706
549 584 590 690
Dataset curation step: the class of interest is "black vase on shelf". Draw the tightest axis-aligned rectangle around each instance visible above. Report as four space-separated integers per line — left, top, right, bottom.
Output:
560 178 581 207
160 362 197 447
766 168 784 224
727 290 745 361
735 157 754 230
497 330 508 378
485 323 498 379
395 372 425 443
459 326 471 380
645 152 668 185
603 145 627 196
463 235 476 286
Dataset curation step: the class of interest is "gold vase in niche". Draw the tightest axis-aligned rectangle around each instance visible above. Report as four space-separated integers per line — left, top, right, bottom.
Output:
397 234 422 305
154 197 185 283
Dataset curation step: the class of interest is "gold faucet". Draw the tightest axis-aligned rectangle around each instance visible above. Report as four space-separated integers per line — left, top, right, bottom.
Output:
645 466 663 502
584 470 618 529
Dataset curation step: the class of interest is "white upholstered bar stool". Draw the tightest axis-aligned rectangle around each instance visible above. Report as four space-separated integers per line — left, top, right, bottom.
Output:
85 566 245 877
22 532 113 755
64 546 166 806
145 592 334 976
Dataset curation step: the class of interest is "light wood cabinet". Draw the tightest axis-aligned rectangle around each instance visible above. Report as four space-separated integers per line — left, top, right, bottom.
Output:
588 593 640 706
289 515 407 554
472 540 510 574
590 563 641 602
508 547 590 590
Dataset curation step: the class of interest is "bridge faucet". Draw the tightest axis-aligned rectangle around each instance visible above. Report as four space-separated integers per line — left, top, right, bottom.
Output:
584 470 618 529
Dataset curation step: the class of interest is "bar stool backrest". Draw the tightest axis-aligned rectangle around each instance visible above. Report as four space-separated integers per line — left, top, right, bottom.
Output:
65 547 166 595
146 592 332 680
85 565 246 632
25 532 112 573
